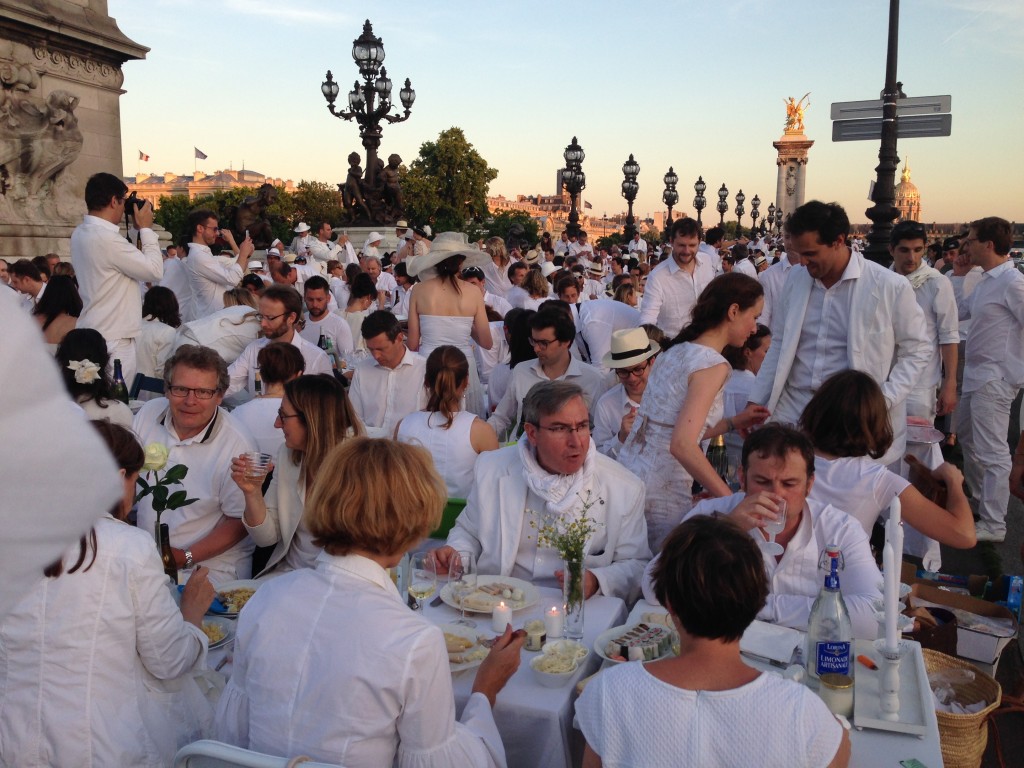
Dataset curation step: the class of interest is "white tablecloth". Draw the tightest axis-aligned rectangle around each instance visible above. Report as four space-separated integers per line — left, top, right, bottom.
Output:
423 586 626 768
619 601 944 768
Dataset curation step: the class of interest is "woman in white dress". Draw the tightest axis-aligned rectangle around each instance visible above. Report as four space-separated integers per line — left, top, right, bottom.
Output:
396 345 498 498
721 323 771 475
228 341 305 457
577 515 848 768
137 285 181 379
407 232 493 417
231 374 363 577
480 235 512 298
216 438 525 767
55 327 134 428
619 273 770 552
0 421 216 767
799 369 975 549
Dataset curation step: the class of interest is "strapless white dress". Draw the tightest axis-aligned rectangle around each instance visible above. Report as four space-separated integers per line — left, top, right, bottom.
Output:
418 314 485 417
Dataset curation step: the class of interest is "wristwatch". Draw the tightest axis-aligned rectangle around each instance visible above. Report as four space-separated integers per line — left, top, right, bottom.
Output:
184 549 194 569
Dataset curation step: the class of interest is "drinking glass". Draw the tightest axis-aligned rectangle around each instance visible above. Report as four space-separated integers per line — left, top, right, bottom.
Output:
449 550 477 627
408 553 437 609
762 498 787 556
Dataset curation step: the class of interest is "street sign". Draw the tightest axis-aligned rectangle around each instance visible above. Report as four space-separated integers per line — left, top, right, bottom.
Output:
832 113 952 142
830 95 951 121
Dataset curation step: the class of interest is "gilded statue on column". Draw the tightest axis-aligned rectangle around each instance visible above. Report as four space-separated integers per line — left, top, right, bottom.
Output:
783 93 811 132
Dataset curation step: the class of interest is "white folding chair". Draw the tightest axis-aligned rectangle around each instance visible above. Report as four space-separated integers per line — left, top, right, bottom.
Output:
174 739 340 768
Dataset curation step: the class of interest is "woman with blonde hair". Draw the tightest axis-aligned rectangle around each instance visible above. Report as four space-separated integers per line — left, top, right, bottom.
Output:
231 374 363 576
217 437 525 767
480 235 512 298
521 267 551 311
397 345 498 497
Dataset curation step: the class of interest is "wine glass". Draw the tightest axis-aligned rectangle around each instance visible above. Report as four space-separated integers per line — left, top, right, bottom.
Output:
408 553 437 609
762 498 787 557
449 550 477 627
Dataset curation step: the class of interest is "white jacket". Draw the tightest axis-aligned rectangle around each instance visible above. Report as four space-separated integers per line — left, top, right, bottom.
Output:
446 446 651 602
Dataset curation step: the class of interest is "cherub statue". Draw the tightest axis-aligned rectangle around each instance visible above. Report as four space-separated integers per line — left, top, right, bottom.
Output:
342 151 371 222
381 153 403 214
783 93 811 132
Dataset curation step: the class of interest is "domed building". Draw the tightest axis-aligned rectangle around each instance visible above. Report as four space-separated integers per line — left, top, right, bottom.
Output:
894 158 921 222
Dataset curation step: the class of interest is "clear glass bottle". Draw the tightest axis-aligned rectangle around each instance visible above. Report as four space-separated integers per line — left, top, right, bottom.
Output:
805 545 853 680
254 369 263 396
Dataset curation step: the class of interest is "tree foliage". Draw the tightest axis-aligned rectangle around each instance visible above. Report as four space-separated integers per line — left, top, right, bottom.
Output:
401 127 498 233
290 180 344 229
155 185 301 247
475 210 540 247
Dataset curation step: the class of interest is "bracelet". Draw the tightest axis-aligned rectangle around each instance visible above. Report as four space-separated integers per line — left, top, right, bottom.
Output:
184 549 194 569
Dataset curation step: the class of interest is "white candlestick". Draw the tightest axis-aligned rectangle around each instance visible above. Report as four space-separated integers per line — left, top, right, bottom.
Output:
544 605 564 639
883 541 898 652
491 602 512 633
889 496 902 561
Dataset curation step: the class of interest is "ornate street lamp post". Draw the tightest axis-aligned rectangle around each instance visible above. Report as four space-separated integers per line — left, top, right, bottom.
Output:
716 183 729 226
621 154 640 243
561 136 586 237
321 19 415 191
734 190 746 239
693 176 707 227
767 202 776 234
750 194 761 238
662 167 679 236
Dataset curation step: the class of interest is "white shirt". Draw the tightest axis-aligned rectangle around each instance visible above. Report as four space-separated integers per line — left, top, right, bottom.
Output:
299 311 354 356
160 257 194 322
486 357 611 436
627 238 648 255
348 347 428 437
228 396 285 457
593 383 639 459
289 234 315 255
136 317 177 379
483 290 512 318
0 516 210 768
226 333 332 402
132 400 256 584
950 266 983 340
961 260 1024 392
644 494 882 639
481 259 513 299
733 258 757 278
638 253 716 337
71 215 163 340
698 241 723 273
215 553 506 768
904 266 959 388
809 455 909 536
185 243 243 319
758 253 794 333
307 238 338 264
474 319 509 386
577 299 642 372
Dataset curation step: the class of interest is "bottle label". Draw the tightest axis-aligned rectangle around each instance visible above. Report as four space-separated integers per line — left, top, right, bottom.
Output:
815 641 851 675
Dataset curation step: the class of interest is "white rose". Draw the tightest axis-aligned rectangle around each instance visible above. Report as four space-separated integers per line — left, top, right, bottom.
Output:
142 443 170 472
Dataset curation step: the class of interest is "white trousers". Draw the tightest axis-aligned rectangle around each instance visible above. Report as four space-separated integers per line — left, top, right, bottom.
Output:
105 337 137 394
958 379 1017 533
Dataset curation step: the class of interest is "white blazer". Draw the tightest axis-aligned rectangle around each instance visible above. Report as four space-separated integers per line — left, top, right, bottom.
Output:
244 443 306 576
750 255 930 465
446 446 651 603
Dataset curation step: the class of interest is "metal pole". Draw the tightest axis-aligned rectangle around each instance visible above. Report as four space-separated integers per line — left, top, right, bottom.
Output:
864 0 901 265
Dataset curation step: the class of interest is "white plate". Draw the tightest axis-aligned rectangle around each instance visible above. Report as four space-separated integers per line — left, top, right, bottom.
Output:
906 424 944 444
202 615 235 650
440 623 487 673
595 622 679 664
439 575 539 615
214 579 262 617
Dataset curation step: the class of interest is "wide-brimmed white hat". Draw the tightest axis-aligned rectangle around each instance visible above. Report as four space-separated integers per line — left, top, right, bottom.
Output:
540 261 557 278
601 328 661 369
407 232 491 278
248 260 264 271
293 222 311 234
523 248 540 265
587 261 606 276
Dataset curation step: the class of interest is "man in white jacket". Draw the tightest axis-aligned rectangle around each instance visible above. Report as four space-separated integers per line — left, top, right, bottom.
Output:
749 201 930 466
434 381 650 603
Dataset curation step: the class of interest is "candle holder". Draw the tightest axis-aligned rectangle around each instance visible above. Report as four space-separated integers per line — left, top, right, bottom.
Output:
873 638 909 721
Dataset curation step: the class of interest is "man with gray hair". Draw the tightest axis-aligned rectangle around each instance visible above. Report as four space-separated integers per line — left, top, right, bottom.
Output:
433 380 650 602
133 344 256 583
364 254 397 308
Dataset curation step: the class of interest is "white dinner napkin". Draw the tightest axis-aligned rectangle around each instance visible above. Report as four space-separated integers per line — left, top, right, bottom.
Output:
740 620 804 664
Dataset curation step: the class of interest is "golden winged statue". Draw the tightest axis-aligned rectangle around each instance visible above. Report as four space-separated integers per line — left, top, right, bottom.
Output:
783 93 811 132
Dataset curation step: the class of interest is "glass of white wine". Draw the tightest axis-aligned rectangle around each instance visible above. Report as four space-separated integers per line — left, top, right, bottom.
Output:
762 498 787 557
449 550 477 627
408 553 437 609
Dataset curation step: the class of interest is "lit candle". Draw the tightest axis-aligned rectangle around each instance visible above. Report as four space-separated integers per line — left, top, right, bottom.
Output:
883 540 898 653
544 605 564 639
491 601 512 633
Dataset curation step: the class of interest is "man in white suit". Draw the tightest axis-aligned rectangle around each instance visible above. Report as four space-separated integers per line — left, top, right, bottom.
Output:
433 381 650 603
748 201 930 466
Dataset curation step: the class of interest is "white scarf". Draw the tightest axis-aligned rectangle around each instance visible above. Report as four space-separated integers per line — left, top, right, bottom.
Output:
892 261 942 290
518 434 596 516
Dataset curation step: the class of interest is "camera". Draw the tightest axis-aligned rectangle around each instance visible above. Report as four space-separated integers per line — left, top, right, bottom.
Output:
124 191 146 212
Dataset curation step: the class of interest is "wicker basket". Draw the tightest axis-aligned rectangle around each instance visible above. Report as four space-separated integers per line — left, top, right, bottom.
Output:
923 649 1002 768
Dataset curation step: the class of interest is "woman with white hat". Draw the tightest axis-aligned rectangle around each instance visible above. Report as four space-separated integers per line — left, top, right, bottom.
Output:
592 327 660 459
407 232 493 417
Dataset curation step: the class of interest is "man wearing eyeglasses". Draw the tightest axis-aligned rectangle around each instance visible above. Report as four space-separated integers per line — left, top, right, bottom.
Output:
434 380 650 602
185 208 254 320
133 344 257 584
225 284 332 403
593 329 659 459
487 307 611 439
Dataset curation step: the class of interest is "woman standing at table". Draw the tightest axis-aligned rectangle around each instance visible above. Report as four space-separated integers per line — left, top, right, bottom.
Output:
0 421 216 767
576 515 849 768
216 438 525 767
618 273 770 551
231 374 362 576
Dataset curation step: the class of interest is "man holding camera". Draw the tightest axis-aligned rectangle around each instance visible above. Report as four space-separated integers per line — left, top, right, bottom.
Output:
71 172 163 386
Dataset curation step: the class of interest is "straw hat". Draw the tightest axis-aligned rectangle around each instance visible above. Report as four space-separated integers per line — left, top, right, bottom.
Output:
523 248 541 265
407 232 491 278
247 260 264 272
601 328 661 369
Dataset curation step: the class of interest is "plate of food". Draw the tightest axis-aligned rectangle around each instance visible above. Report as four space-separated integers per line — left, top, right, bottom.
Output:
439 575 539 614
212 579 261 617
440 624 489 673
202 615 234 650
595 622 679 664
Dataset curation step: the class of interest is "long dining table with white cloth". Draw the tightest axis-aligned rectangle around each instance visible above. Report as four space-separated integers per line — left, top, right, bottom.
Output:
423 586 626 768
613 600 945 768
